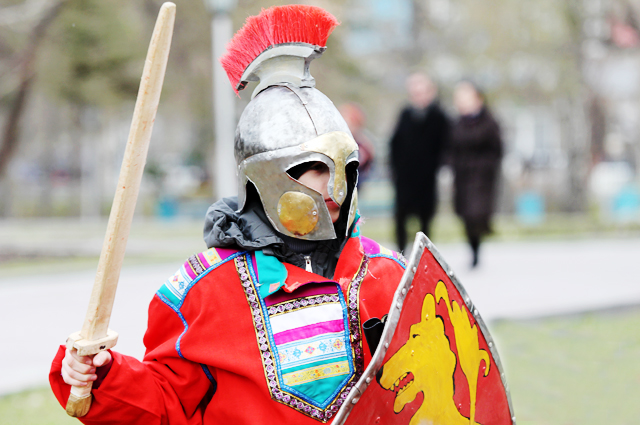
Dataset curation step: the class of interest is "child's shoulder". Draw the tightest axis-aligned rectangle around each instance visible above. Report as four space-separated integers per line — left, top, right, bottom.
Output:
156 246 245 307
359 236 407 269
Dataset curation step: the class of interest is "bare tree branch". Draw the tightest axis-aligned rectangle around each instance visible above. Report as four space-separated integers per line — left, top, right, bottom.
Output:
0 0 68 178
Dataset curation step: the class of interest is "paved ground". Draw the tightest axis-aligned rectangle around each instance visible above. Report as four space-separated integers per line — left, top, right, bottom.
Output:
436 237 640 319
1 235 639 396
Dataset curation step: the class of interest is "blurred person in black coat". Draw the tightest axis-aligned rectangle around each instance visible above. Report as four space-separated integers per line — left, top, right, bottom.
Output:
390 73 450 252
450 81 503 268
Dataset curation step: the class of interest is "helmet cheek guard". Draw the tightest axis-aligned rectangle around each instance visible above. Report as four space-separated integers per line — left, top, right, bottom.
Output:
277 192 319 236
239 131 359 240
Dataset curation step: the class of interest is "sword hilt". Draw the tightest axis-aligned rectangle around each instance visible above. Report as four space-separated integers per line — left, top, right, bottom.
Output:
64 330 118 417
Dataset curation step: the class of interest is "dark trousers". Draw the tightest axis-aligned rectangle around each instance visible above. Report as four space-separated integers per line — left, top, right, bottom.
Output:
394 206 432 252
463 218 490 267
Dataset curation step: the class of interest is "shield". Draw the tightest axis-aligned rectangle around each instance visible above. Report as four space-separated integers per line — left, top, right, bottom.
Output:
332 233 515 425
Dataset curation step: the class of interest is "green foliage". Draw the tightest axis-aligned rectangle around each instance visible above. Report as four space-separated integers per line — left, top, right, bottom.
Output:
39 0 146 107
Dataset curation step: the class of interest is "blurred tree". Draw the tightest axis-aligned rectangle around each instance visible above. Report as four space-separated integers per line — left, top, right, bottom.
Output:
0 0 70 217
38 0 149 217
0 0 68 180
40 0 144 107
0 0 612 217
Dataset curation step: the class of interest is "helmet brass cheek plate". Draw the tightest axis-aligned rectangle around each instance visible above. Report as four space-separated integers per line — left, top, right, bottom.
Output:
277 191 319 236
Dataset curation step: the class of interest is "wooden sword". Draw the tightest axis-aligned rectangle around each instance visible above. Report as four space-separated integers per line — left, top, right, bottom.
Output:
65 3 176 417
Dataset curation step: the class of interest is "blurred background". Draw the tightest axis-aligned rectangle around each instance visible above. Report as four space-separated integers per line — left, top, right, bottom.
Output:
0 0 639 424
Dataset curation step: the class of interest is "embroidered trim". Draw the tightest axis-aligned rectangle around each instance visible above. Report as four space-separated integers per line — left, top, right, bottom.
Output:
282 360 351 385
237 254 369 423
158 250 243 309
188 255 205 275
346 255 368 381
277 333 347 369
267 294 341 317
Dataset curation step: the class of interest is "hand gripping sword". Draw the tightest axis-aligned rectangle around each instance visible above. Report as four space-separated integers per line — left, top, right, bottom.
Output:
64 3 175 417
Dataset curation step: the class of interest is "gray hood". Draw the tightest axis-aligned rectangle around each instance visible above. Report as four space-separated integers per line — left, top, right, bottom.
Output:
203 197 283 251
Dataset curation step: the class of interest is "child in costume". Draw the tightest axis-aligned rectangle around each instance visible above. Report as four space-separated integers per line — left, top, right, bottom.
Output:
50 5 406 423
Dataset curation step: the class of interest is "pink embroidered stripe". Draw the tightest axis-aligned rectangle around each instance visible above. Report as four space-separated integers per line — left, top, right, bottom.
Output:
215 247 238 261
360 236 380 256
264 282 337 306
273 319 344 345
197 252 211 268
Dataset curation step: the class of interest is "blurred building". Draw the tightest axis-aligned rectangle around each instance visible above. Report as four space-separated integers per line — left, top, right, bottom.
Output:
582 0 640 221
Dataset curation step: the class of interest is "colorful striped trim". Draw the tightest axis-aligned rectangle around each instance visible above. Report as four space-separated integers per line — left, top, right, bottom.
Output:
237 253 368 422
265 283 337 307
157 248 243 309
267 293 341 318
345 255 368 378
283 360 351 386
273 320 344 346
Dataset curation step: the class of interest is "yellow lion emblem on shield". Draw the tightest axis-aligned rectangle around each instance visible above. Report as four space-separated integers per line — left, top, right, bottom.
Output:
379 281 491 425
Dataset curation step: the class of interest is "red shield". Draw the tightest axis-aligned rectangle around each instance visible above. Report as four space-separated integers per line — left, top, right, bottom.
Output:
333 233 515 425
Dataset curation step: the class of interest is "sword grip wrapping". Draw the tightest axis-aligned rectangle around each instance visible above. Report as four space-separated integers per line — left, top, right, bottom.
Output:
66 383 93 417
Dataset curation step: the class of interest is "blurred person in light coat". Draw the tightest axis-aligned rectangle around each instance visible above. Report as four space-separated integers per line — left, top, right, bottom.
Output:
389 73 450 252
449 81 503 268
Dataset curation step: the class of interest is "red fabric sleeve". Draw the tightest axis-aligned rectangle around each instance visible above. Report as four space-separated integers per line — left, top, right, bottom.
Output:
49 295 214 425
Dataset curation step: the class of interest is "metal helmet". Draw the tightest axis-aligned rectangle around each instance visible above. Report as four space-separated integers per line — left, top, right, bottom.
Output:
221 6 359 241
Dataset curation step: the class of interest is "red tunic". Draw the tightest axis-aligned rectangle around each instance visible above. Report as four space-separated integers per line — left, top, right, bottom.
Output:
50 234 405 424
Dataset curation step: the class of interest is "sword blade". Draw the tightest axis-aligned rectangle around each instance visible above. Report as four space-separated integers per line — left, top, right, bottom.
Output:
81 1 176 342
65 3 176 418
